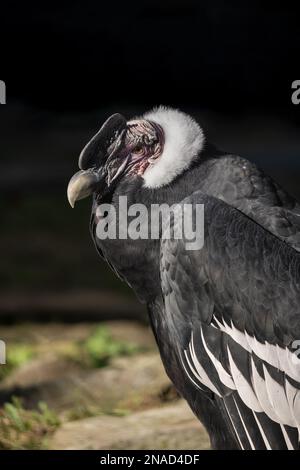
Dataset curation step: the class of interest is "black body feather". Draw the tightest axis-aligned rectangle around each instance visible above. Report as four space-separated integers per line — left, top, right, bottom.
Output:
90 149 300 449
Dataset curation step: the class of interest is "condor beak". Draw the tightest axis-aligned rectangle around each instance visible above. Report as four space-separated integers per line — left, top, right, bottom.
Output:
67 169 100 208
67 113 127 208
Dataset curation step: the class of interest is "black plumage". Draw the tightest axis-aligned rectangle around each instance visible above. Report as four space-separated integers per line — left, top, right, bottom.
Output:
68 108 300 449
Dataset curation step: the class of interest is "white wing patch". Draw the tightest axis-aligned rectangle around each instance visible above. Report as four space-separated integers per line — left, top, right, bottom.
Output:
251 358 280 423
262 364 295 427
227 347 262 413
224 322 300 383
200 326 235 390
186 332 221 396
181 322 300 449
280 424 295 450
214 317 300 383
252 412 272 450
233 396 256 450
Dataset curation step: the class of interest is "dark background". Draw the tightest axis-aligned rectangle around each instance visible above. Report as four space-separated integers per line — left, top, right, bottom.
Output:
1 1 300 115
0 0 300 319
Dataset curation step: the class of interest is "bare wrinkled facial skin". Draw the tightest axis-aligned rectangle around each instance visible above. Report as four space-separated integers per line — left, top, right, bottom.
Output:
115 120 164 176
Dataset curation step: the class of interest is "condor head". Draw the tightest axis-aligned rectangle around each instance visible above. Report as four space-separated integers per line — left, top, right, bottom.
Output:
67 112 166 207
67 107 205 207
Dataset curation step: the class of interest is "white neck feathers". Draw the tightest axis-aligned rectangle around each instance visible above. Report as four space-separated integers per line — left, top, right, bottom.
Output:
141 106 205 188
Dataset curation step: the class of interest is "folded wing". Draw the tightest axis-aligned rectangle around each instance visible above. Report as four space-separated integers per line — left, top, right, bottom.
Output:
160 192 300 449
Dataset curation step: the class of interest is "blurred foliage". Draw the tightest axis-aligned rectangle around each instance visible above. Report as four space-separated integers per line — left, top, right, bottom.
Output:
0 324 144 384
0 397 60 449
0 343 35 380
0 323 160 450
66 325 142 368
66 403 130 422
84 326 141 367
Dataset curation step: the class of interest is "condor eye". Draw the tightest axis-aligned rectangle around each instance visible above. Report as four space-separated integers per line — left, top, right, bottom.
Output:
133 144 144 154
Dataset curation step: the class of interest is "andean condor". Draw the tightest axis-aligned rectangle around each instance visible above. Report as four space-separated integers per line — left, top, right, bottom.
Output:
67 107 300 450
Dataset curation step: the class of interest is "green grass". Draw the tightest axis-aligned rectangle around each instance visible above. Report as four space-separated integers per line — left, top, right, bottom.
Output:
84 326 141 367
67 325 142 368
0 397 60 449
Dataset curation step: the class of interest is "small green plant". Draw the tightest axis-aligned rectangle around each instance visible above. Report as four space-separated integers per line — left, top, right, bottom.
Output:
65 325 142 368
84 326 140 367
0 397 60 449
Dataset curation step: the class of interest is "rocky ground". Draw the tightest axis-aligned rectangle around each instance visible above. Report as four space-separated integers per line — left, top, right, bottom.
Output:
0 321 209 450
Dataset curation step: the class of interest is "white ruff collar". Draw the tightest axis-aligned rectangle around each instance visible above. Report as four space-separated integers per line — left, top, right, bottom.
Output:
141 106 205 188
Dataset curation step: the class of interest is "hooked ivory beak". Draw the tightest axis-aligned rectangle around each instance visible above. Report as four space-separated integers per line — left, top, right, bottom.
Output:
67 169 100 208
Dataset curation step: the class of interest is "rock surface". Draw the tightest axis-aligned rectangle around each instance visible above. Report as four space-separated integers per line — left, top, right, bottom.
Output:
0 353 171 413
49 400 210 450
